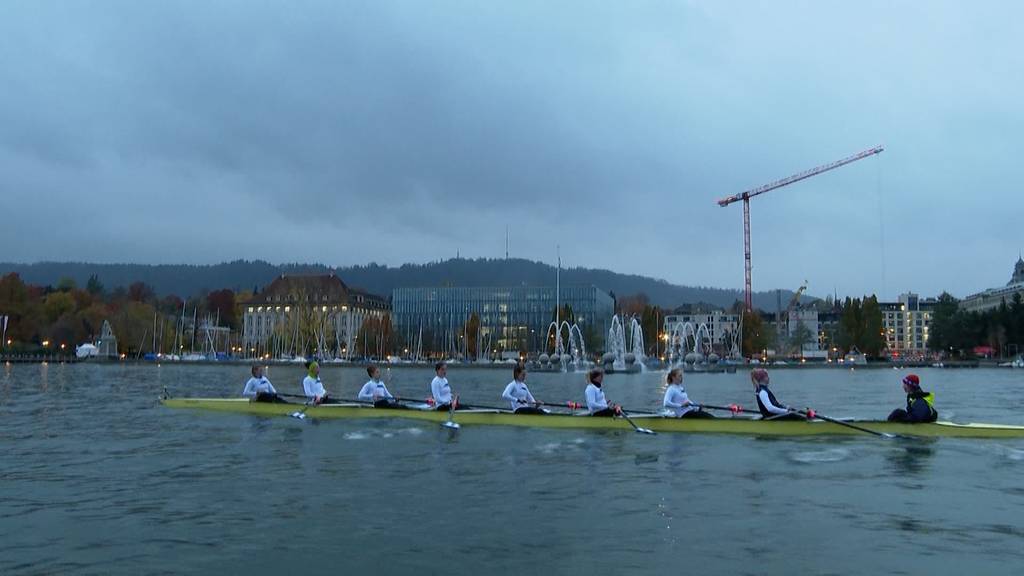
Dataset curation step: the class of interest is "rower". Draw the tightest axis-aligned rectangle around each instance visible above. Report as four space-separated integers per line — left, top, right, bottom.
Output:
751 368 804 421
585 368 619 416
242 365 284 403
359 366 405 409
302 361 332 405
887 374 938 423
663 368 713 418
430 361 461 411
501 364 545 414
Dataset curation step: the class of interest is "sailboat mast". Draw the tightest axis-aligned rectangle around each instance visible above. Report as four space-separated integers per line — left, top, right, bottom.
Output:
556 245 560 336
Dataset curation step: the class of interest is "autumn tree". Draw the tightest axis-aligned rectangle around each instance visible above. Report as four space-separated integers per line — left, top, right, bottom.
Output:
462 312 481 359
86 274 105 296
742 310 770 358
128 282 156 303
206 289 237 328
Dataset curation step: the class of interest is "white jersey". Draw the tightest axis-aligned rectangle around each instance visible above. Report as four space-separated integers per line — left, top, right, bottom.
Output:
242 376 277 397
358 379 394 402
501 380 536 411
585 383 609 413
431 376 452 405
303 375 326 399
663 384 696 417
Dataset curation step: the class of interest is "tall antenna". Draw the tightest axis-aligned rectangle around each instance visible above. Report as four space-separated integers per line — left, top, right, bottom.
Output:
505 225 509 260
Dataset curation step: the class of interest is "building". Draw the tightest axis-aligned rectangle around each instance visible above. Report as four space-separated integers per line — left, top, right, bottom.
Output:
881 292 935 356
663 310 741 357
816 308 842 356
961 257 1024 313
761 308 823 358
242 274 388 359
390 285 614 357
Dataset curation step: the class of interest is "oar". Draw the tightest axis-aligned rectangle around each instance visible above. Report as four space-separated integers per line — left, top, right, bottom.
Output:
442 395 460 430
561 401 655 432
556 401 661 416
456 400 559 413
452 401 513 411
793 409 898 439
273 392 330 418
290 401 313 419
699 403 761 416
619 409 656 435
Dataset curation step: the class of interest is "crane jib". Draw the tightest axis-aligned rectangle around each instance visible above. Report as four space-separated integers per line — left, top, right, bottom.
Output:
717 145 884 207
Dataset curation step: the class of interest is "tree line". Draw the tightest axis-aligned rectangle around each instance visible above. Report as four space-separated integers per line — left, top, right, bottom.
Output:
928 292 1024 358
0 273 240 356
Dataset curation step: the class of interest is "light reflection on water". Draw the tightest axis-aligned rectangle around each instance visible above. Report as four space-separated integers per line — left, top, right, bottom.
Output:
1 363 1024 574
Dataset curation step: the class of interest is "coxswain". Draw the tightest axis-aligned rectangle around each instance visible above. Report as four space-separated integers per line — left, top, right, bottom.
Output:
501 364 545 414
242 365 284 402
752 368 804 421
663 368 713 418
585 368 619 416
359 366 405 408
430 361 462 411
887 374 938 423
302 361 331 405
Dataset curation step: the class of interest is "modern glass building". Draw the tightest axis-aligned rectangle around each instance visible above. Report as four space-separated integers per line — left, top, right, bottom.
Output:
391 285 615 357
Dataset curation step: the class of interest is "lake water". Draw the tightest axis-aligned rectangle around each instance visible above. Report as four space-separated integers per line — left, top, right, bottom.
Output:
3 362 1024 575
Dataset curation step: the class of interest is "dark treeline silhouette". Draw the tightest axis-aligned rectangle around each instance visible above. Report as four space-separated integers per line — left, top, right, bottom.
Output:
0 258 802 310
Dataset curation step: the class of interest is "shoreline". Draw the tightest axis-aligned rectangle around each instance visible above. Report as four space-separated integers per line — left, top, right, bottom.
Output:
1 355 998 370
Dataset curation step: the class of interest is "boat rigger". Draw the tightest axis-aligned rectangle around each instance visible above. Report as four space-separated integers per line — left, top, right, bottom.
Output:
159 398 1024 439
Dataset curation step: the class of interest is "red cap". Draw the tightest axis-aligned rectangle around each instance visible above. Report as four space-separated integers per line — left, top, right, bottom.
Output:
902 374 920 388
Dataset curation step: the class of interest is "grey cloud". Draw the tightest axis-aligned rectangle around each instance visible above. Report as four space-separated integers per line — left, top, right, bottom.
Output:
1 1 1023 299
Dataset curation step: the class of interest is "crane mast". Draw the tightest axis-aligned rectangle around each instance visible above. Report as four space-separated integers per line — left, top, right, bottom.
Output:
718 145 884 312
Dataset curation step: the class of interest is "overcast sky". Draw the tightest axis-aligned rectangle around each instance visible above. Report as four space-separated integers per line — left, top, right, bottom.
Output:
2 1 1021 300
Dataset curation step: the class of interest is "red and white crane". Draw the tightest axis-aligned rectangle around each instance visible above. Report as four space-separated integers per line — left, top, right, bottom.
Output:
717 145 884 312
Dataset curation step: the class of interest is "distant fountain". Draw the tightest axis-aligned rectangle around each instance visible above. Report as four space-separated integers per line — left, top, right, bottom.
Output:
544 320 589 371
603 315 646 372
629 316 646 369
667 322 715 368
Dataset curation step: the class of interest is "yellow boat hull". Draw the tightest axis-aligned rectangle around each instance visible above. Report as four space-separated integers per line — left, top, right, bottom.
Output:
160 398 1024 438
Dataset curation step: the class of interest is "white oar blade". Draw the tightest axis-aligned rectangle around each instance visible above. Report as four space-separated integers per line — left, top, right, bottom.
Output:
290 411 307 419
442 421 460 430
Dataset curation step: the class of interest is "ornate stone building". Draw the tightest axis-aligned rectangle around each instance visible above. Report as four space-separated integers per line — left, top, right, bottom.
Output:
960 257 1024 313
242 274 388 359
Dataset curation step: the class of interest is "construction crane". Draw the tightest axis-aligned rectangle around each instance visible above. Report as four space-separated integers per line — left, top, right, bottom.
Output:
786 280 808 317
718 146 884 312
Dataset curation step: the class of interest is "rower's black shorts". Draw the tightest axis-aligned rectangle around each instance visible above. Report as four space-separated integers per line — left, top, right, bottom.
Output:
762 412 805 421
591 408 617 417
255 392 288 403
513 406 546 415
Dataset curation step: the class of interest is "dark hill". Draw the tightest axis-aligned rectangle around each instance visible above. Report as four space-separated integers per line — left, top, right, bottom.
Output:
0 258 807 310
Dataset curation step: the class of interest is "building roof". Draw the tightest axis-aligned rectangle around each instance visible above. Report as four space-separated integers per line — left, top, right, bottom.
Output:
250 274 387 308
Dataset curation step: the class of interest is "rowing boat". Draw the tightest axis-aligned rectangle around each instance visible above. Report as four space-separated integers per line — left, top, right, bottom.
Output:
160 398 1024 438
